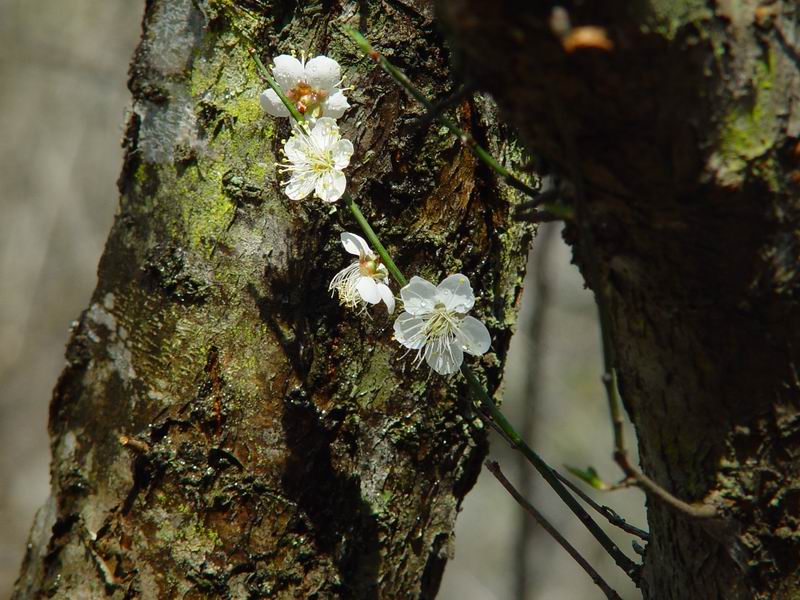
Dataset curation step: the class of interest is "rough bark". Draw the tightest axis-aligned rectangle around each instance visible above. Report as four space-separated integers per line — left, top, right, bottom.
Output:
13 1 532 598
439 1 800 599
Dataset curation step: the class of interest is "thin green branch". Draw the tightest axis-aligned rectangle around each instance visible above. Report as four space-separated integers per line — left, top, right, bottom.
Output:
343 26 543 202
486 461 623 600
342 193 407 287
249 45 640 577
462 366 640 581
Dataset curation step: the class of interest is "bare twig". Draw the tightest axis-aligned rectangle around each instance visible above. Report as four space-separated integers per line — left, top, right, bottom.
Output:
487 461 623 600
543 79 718 521
343 26 543 201
463 367 641 582
556 471 649 540
596 279 716 519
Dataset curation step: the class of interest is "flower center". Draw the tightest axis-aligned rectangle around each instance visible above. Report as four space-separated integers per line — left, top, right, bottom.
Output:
287 82 328 115
424 303 460 340
359 256 383 279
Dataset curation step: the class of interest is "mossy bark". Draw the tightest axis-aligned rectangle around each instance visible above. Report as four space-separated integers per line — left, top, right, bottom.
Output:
13 1 532 598
439 1 800 598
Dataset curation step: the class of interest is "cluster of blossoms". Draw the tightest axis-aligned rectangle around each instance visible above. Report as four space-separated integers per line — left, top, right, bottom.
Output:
261 53 490 374
264 54 353 203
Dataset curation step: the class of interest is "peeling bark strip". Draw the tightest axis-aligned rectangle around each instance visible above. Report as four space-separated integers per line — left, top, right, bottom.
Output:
439 1 800 599
14 1 533 598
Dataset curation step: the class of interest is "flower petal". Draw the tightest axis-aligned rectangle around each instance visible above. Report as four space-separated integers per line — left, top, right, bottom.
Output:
393 312 426 349
437 273 475 312
310 117 340 150
260 89 290 117
457 315 491 356
376 283 395 313
341 232 371 256
315 169 346 202
284 172 317 200
376 264 390 284
400 276 438 315
331 138 354 170
322 89 350 119
425 342 464 375
284 134 310 165
356 277 381 304
272 55 304 90
304 55 341 91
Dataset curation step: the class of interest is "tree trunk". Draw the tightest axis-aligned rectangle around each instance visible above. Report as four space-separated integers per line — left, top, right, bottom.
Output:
13 2 532 598
439 2 800 598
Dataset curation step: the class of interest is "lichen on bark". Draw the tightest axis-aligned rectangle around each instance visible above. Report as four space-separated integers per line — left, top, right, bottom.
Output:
14 1 533 599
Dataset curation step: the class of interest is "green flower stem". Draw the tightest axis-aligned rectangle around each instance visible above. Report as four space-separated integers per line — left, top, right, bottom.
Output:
342 193 407 287
343 27 541 201
249 49 306 123
249 47 636 576
461 366 640 580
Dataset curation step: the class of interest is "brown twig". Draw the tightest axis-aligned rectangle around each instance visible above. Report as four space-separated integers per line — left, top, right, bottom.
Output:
614 449 717 519
543 72 718 521
486 461 624 600
555 471 649 540
463 367 641 582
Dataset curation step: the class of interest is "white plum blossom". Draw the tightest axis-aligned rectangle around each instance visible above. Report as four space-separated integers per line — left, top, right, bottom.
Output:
393 274 491 375
280 117 354 203
329 232 395 313
260 54 350 120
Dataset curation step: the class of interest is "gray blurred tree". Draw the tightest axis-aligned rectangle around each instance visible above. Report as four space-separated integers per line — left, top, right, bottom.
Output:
13 1 532 598
440 2 800 599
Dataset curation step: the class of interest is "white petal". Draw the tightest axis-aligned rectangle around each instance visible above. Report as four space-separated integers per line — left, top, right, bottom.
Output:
437 273 475 312
376 264 389 284
310 117 340 150
425 342 464 375
322 90 350 119
341 232 371 256
284 134 310 165
284 173 317 200
400 276 438 315
458 315 491 356
356 277 381 304
315 169 346 203
331 138 354 169
304 55 341 91
260 89 290 117
272 55 304 90
376 283 396 313
393 312 426 349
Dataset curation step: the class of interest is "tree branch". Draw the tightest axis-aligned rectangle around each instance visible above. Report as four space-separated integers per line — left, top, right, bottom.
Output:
486 461 623 600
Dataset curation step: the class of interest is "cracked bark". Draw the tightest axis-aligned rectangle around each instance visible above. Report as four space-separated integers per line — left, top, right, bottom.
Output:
13 1 532 598
439 1 800 599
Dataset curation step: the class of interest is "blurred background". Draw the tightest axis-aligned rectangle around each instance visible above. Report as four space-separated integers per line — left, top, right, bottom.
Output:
0 1 644 598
